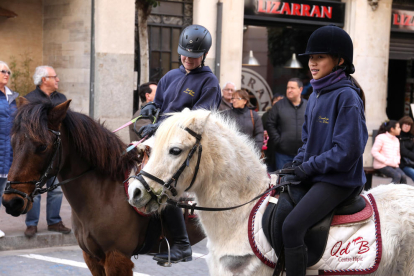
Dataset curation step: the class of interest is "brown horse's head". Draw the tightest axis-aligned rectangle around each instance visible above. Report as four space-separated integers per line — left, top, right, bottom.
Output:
2 98 71 216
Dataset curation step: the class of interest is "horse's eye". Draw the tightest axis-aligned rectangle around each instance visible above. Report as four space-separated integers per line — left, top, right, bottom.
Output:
36 144 48 153
169 147 182 156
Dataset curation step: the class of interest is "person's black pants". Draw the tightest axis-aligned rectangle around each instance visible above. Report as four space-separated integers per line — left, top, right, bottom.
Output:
377 166 407 184
282 182 356 248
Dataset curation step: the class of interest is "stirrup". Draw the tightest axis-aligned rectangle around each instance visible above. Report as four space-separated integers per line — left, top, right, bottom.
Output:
156 237 172 267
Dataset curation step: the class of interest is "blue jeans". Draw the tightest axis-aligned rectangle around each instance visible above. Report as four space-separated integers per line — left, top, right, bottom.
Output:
0 177 7 208
402 166 414 182
377 166 407 184
275 152 295 171
25 178 63 227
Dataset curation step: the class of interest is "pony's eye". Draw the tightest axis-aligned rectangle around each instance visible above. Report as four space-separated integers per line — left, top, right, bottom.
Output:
36 144 48 153
169 147 182 156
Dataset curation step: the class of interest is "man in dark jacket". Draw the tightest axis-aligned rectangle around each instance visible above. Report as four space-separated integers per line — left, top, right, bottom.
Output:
266 78 307 170
23 66 71 238
129 82 157 142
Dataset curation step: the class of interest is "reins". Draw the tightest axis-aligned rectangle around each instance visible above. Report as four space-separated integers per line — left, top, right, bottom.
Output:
165 172 297 213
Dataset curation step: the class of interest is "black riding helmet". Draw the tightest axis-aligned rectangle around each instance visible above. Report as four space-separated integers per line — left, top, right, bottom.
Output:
178 24 212 67
300 24 355 74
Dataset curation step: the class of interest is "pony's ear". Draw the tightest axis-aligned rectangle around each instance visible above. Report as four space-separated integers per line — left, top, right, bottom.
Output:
47 100 72 129
186 112 211 135
17 96 29 107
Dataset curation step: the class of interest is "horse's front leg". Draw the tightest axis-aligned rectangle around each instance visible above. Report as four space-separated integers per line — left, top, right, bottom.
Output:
104 250 134 276
83 251 105 276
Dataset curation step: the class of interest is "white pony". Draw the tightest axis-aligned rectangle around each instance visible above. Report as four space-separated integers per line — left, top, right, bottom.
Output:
128 109 414 276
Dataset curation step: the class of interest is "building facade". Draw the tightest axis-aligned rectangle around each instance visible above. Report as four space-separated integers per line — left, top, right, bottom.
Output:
2 0 414 163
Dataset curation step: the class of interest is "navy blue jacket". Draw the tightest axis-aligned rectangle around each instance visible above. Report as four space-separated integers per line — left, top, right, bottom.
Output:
293 77 368 188
154 65 221 118
0 88 19 176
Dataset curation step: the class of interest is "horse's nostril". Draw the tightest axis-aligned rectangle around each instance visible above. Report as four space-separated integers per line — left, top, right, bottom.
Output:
133 189 142 199
4 197 25 217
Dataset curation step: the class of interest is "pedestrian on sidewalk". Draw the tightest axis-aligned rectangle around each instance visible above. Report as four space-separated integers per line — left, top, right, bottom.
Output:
371 120 407 184
398 116 414 181
129 81 157 142
23 66 71 238
0 61 19 239
266 78 307 170
219 82 235 111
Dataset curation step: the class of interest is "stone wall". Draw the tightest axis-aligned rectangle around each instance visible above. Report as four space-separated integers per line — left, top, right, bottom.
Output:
0 0 43 94
43 0 91 114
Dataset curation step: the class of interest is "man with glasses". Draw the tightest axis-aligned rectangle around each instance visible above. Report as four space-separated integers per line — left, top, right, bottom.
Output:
23 66 71 238
219 81 235 111
25 66 66 105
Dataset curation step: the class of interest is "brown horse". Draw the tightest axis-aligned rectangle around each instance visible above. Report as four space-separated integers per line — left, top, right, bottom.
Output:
2 99 204 276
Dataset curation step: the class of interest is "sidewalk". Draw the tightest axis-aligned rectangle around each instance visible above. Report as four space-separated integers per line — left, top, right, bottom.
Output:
0 176 413 251
0 192 76 251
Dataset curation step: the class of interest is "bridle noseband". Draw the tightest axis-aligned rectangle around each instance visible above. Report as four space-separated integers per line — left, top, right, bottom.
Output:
125 127 203 204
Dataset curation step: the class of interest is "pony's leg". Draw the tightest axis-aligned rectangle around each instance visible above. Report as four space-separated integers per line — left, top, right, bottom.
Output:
83 251 106 276
104 250 134 276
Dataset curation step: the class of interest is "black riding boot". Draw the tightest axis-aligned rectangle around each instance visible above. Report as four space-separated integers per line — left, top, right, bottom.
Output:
153 205 192 263
284 245 307 276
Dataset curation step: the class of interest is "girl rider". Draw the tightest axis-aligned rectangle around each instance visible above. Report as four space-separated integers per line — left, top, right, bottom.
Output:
282 25 368 275
137 25 221 264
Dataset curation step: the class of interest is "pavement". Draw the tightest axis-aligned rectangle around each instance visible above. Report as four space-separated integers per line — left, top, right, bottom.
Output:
0 175 413 252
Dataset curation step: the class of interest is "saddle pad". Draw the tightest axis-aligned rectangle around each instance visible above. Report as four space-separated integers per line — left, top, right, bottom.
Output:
332 196 373 226
249 193 382 274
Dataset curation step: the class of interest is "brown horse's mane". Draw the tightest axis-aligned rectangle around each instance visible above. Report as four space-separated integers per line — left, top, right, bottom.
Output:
12 101 139 182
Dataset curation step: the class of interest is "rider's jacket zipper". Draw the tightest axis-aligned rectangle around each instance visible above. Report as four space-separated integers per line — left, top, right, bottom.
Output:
175 71 190 96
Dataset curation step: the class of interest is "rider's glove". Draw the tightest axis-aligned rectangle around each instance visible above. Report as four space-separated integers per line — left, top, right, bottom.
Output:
283 161 301 169
138 122 160 138
293 165 308 181
140 102 158 117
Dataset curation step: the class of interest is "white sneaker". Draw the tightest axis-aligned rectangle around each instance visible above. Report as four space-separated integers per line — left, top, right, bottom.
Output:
0 230 4 238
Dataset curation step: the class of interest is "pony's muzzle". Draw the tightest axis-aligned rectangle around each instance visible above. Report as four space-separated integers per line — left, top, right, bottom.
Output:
2 196 28 217
128 178 152 208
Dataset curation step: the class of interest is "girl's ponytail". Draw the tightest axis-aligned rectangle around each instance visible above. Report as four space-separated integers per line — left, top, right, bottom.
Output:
377 120 398 135
349 76 366 110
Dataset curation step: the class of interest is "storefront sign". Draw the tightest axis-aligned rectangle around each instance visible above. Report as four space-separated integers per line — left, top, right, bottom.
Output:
244 0 345 26
241 67 272 113
392 9 414 32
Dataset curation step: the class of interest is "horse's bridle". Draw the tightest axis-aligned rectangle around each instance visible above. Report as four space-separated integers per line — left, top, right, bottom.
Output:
125 127 202 204
5 128 92 213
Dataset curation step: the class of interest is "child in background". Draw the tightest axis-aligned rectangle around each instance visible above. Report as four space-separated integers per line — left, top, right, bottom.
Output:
371 120 407 184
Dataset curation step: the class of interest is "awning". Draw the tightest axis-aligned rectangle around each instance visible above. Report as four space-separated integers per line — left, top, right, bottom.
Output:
0 7 18 18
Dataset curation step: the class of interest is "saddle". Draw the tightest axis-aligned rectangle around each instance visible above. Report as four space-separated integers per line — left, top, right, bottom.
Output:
262 176 366 268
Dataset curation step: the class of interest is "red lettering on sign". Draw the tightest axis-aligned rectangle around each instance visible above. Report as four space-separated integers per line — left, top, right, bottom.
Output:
280 2 291 15
257 0 266 13
321 6 332 19
301 4 311 16
271 1 281 14
357 241 370 254
393 14 400 25
310 5 321 18
291 3 301 16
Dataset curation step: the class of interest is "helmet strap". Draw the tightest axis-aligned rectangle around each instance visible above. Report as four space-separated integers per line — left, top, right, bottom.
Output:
201 53 206 67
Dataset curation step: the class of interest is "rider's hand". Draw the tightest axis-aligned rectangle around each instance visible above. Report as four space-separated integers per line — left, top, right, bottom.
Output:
140 102 158 117
282 161 301 169
293 165 308 181
138 122 160 138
